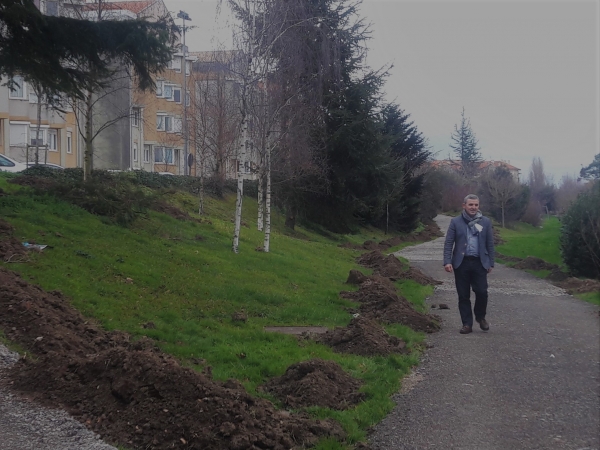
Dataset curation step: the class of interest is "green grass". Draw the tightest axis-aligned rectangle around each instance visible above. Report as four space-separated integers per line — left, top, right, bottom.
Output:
496 217 562 265
497 216 599 305
0 173 435 448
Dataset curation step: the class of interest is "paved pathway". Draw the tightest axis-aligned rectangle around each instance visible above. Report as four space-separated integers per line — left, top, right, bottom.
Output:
370 215 600 450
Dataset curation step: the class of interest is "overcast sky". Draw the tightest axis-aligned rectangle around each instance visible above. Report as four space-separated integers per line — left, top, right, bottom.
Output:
162 0 599 183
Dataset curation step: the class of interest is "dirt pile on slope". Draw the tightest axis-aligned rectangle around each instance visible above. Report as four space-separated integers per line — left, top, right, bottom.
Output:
339 222 443 251
0 219 28 263
261 359 364 410
341 278 440 333
0 267 345 450
553 277 600 295
317 317 408 356
513 256 559 271
357 251 441 285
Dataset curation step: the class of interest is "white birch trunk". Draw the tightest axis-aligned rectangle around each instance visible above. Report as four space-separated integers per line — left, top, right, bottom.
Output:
199 155 205 215
232 127 247 253
257 164 264 231
263 144 272 252
34 95 42 165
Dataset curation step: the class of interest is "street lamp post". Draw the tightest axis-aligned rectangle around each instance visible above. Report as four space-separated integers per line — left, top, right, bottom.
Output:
177 10 191 176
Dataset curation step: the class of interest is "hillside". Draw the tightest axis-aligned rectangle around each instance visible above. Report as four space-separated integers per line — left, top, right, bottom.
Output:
0 170 442 449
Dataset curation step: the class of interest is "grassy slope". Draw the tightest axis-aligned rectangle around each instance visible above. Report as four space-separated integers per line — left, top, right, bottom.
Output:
497 217 599 305
0 173 433 448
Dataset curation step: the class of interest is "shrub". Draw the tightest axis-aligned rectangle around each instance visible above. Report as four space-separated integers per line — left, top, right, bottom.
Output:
560 181 600 279
520 199 543 227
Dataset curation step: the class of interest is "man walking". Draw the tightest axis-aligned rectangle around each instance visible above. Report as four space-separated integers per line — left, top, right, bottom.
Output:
443 194 495 334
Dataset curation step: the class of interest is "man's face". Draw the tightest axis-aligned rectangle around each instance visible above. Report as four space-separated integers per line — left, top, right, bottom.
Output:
463 199 480 216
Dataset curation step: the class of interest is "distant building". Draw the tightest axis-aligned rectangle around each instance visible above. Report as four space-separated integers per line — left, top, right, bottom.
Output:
430 159 521 181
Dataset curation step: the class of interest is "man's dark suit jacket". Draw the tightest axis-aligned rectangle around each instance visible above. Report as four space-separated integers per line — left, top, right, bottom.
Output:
443 214 495 270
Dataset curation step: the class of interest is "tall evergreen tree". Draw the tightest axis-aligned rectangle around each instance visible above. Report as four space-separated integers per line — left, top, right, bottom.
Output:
0 0 174 99
450 107 481 177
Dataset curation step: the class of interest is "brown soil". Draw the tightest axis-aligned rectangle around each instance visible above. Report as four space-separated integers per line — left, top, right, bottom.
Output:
356 251 441 285
8 175 56 191
338 222 443 251
553 277 600 295
341 279 440 333
0 267 345 450
317 316 408 357
152 201 201 223
513 256 559 271
261 359 365 410
495 252 523 263
0 219 28 263
493 228 505 246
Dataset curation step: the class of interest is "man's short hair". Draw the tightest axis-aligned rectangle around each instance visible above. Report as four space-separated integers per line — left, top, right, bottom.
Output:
463 194 479 204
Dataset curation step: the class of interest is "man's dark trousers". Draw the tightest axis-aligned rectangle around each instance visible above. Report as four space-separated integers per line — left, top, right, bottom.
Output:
454 256 488 327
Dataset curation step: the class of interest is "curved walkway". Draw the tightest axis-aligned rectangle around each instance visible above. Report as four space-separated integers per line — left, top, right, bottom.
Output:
370 215 599 450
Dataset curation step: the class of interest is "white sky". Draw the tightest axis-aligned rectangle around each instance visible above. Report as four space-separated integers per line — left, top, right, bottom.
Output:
162 0 599 183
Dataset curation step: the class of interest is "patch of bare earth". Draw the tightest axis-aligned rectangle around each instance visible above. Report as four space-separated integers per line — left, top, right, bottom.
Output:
317 316 408 357
496 253 600 295
261 359 365 410
0 267 345 450
357 250 441 285
0 219 28 263
339 221 443 251
341 277 440 333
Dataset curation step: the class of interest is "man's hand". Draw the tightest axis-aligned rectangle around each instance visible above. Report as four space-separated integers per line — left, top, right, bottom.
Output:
444 264 453 273
488 267 493 274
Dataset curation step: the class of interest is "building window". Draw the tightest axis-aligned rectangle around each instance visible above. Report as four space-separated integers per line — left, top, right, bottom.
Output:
9 123 28 146
171 56 182 72
185 60 190 76
9 76 26 99
154 146 174 164
67 132 72 154
47 129 58 151
157 114 165 131
164 116 173 132
156 81 163 97
133 145 138 162
163 84 173 100
144 144 151 162
132 108 140 127
173 88 181 103
29 127 47 146
185 90 191 107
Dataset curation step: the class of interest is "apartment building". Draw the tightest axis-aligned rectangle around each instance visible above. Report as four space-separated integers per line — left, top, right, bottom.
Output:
0 75 78 168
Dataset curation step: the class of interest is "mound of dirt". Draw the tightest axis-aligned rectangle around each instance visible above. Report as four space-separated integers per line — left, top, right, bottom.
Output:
553 277 600 295
513 256 559 271
545 268 570 282
357 251 408 278
261 359 364 410
493 228 505 246
317 316 407 357
0 219 28 263
0 268 345 450
356 251 441 285
495 252 523 263
341 279 440 333
346 269 368 285
338 222 443 252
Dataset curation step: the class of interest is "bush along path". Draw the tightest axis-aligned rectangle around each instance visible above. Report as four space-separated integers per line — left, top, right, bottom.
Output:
369 215 600 450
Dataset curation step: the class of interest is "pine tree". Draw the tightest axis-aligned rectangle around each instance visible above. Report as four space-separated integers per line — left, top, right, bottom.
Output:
450 107 482 177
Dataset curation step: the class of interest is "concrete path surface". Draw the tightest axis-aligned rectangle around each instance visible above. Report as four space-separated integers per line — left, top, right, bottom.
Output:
370 215 600 450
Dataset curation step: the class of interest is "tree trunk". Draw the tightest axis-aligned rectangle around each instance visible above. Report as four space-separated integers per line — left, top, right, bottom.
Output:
84 89 94 181
501 202 505 228
35 94 42 165
232 131 247 253
257 164 264 231
199 154 205 215
263 145 272 252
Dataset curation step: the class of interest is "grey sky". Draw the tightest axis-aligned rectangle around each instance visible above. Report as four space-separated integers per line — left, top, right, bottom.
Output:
163 0 599 183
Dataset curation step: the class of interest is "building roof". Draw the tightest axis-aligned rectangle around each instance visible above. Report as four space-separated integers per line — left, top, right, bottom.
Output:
430 159 520 172
103 1 154 14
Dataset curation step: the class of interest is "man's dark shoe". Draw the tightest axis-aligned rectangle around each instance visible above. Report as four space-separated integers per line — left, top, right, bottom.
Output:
476 318 490 331
459 325 473 334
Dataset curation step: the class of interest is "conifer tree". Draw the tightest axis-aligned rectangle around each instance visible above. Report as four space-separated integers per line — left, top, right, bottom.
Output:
450 107 482 178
